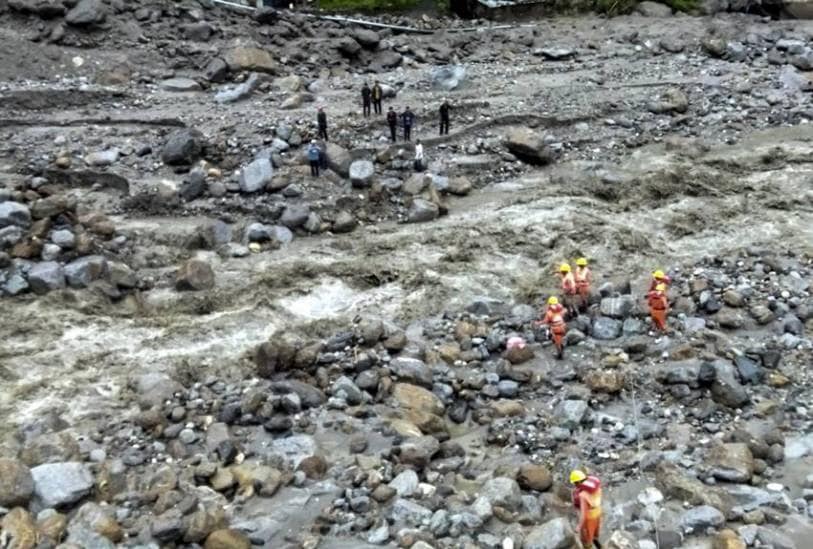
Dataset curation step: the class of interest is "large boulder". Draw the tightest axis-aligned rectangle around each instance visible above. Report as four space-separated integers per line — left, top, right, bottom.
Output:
600 296 636 318
30 462 94 508
65 0 105 26
238 158 273 193
353 29 381 48
336 37 362 57
175 258 215 291
504 128 555 165
430 65 466 91
680 505 725 532
709 443 754 483
325 143 352 177
64 255 108 288
9 0 67 18
636 0 673 16
0 202 32 228
592 316 622 339
28 261 65 293
517 464 553 492
392 383 444 416
255 336 298 377
349 160 375 188
0 459 34 507
389 357 433 387
280 205 310 229
407 199 439 223
524 517 577 549
224 47 277 74
480 477 522 511
162 129 205 166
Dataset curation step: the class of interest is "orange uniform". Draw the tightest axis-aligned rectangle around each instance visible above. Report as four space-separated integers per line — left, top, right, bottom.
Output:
542 303 567 358
560 271 577 296
647 288 668 332
573 476 602 548
575 266 592 301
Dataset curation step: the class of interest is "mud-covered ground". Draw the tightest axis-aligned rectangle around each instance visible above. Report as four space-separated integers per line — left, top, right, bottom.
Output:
1 1 813 548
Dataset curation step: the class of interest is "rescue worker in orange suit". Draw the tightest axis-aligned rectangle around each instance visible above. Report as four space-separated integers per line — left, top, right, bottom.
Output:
535 296 567 359
649 269 671 292
571 470 603 549
559 263 578 317
647 283 669 333
574 257 592 312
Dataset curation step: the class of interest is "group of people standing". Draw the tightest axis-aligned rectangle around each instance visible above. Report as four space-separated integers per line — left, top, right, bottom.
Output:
535 260 672 359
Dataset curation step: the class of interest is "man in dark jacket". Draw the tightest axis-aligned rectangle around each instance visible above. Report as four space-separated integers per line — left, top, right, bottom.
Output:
401 107 415 142
439 99 450 135
317 107 328 141
372 81 383 114
386 107 398 142
361 83 372 117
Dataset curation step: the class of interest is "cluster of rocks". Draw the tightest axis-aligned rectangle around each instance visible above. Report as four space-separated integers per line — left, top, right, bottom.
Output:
2 250 808 546
0 190 137 297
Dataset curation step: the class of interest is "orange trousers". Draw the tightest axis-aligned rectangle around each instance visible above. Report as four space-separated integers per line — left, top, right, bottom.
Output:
650 307 667 331
580 515 601 546
551 327 565 353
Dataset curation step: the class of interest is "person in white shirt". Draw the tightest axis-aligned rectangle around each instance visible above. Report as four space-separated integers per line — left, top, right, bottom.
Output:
414 140 424 171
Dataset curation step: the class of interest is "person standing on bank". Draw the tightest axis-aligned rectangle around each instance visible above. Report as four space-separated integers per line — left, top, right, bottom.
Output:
414 139 424 172
307 140 320 177
372 81 383 115
439 99 450 135
401 106 415 142
361 83 372 117
387 107 398 142
317 107 328 141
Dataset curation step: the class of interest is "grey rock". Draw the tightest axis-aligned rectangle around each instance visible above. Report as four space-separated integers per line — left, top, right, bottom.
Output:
497 379 519 397
331 376 364 405
84 149 119 167
337 36 362 57
65 0 105 26
30 462 93 508
109 262 136 289
592 316 622 339
162 129 205 165
41 243 61 261
64 255 108 288
0 202 31 229
389 357 433 386
554 399 589 429
28 261 65 293
389 469 419 497
480 477 522 511
367 524 390 544
175 258 215 291
390 498 433 525
51 229 76 249
647 88 689 115
680 505 725 531
8 0 66 18
600 295 636 318
349 160 375 188
239 158 274 193
267 435 318 469
430 65 466 91
353 28 380 48
280 205 310 229
397 436 440 468
537 47 576 60
160 78 201 92
215 73 263 103
524 517 577 549
407 199 439 223
636 1 672 16
757 527 797 549
709 360 749 408
245 223 292 245
332 211 356 233
204 58 229 83
734 356 763 384
726 41 748 62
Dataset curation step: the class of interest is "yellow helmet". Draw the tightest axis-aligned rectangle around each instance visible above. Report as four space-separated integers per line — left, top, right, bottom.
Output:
570 469 587 484
576 257 588 267
653 270 665 279
655 283 667 292
547 296 559 305
559 263 571 273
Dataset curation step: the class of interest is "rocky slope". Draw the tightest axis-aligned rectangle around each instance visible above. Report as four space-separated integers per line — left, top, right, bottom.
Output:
1 1 813 549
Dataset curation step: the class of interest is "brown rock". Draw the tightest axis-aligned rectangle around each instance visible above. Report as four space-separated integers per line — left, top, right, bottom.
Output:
37 511 68 544
709 443 754 483
11 238 43 259
383 331 407 351
714 529 746 549
0 458 34 507
184 505 227 544
1 508 38 549
371 484 397 502
437 342 461 364
584 369 625 393
297 455 327 479
491 400 524 417
210 467 236 492
231 464 282 497
254 336 298 378
517 464 553 492
175 257 215 291
224 47 277 74
504 345 534 365
204 528 252 549
392 383 445 416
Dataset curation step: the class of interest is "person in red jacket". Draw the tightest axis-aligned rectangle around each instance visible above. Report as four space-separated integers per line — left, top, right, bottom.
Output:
574 257 592 312
535 296 567 359
647 282 669 333
559 263 578 317
571 470 603 549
